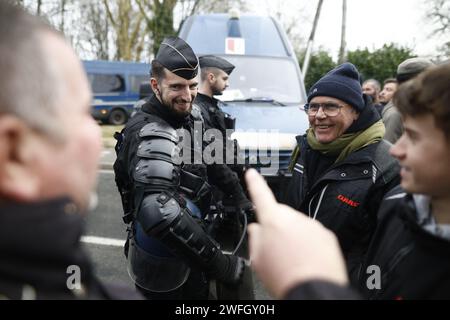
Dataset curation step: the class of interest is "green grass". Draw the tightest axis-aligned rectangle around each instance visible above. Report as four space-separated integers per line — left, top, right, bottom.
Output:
101 125 124 139
101 125 124 148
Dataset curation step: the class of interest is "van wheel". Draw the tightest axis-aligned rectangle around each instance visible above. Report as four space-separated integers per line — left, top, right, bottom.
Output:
108 109 127 125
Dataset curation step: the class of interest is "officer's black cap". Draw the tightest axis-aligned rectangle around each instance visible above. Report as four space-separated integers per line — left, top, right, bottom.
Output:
154 36 199 80
199 55 235 75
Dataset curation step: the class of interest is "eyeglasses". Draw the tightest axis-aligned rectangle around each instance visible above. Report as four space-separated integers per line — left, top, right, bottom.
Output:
303 103 344 117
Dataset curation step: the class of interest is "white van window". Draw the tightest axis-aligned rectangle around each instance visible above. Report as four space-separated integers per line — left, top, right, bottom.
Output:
130 75 149 93
88 74 125 94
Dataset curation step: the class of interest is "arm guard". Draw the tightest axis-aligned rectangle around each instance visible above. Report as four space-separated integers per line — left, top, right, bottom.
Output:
137 192 245 286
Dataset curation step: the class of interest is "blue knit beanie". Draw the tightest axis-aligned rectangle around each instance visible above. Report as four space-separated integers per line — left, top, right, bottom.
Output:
307 62 365 112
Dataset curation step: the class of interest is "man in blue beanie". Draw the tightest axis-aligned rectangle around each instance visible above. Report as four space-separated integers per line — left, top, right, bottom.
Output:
283 63 400 284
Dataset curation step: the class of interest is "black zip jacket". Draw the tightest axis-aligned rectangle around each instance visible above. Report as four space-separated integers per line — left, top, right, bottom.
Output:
285 281 360 300
283 187 450 300
359 186 450 300
283 103 400 279
0 198 141 300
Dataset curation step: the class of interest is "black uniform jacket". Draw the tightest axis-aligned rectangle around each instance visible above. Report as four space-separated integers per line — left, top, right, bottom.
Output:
195 93 228 135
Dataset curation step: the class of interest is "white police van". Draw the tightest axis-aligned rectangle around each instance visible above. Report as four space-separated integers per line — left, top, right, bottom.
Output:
179 11 309 197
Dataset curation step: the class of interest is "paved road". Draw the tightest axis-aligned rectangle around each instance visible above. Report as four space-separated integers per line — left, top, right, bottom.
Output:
82 169 131 287
82 149 271 299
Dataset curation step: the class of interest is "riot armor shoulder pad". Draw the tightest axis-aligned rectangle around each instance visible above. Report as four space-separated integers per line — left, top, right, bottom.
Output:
133 122 183 188
133 158 180 187
139 122 179 143
137 136 180 163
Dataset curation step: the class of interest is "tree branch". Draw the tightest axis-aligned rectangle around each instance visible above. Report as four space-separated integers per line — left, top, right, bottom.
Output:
103 0 117 28
136 0 152 24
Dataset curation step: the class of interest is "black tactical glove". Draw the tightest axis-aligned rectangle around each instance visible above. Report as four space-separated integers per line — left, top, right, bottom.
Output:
242 206 256 223
207 251 246 287
221 193 255 222
234 197 253 211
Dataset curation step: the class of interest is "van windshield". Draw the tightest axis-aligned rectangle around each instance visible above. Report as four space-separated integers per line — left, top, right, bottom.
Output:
184 15 288 57
216 56 303 105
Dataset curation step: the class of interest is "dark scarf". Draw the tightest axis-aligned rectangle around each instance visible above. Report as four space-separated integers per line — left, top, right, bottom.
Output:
0 198 101 299
345 95 381 133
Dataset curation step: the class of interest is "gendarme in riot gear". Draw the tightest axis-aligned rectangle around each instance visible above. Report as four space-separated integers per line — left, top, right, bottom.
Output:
197 55 237 140
196 55 247 182
113 37 250 299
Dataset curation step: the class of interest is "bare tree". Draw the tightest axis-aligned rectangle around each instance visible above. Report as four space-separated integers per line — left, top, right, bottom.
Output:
36 0 42 15
11 0 25 6
14 0 72 35
136 0 245 57
177 0 202 22
59 0 67 32
424 0 450 60
267 0 307 53
136 0 178 56
75 0 111 60
338 0 347 64
13 0 48 18
195 0 247 13
176 0 247 19
302 0 324 80
425 0 450 36
103 0 147 61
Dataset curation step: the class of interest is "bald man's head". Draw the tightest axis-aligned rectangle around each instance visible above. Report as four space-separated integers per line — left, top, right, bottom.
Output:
0 2 69 140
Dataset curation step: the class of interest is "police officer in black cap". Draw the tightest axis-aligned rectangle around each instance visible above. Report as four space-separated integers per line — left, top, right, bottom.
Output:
113 37 250 300
196 55 255 299
196 55 236 134
196 55 246 186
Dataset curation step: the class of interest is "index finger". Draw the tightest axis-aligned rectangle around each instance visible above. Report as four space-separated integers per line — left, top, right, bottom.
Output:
245 168 278 223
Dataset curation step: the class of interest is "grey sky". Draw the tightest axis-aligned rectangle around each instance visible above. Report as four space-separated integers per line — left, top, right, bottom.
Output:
23 0 448 60
247 0 448 59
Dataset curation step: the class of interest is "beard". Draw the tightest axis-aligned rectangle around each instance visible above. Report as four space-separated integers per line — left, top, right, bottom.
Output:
211 84 225 96
212 89 223 96
160 89 194 118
